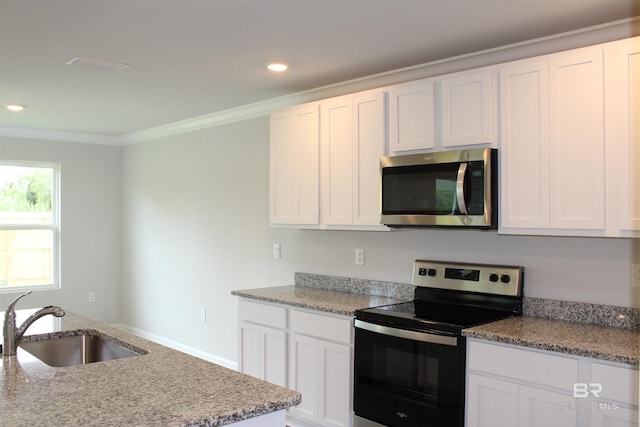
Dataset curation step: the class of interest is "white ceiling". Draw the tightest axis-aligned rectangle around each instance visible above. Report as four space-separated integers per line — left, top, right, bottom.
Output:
0 0 638 139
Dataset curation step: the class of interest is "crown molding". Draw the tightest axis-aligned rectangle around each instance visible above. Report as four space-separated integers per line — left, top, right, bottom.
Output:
0 126 122 145
123 17 639 144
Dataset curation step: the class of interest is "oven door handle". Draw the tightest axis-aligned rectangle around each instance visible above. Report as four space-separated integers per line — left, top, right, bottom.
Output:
354 319 458 347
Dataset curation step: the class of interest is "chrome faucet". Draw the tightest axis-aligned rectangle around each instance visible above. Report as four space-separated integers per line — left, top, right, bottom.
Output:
2 290 65 356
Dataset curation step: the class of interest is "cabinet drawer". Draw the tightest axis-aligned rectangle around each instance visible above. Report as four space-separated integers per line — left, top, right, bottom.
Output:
591 362 639 405
468 340 578 390
238 299 286 329
289 309 352 344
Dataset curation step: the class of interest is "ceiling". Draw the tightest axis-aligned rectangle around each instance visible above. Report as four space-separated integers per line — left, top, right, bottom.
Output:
1 0 638 140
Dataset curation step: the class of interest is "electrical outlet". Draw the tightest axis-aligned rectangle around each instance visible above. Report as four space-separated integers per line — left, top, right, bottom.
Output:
633 263 640 288
273 243 281 259
88 292 96 303
355 248 364 266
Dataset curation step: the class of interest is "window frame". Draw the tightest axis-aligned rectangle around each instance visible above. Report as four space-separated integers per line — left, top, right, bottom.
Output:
0 160 61 293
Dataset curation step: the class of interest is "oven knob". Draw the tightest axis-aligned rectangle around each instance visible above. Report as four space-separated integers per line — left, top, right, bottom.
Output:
428 268 437 277
501 274 511 284
489 273 499 282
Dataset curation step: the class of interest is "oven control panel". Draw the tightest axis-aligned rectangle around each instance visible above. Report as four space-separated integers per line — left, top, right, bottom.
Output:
413 260 523 297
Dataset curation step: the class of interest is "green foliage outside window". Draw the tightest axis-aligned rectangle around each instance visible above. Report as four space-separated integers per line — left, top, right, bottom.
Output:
0 166 53 215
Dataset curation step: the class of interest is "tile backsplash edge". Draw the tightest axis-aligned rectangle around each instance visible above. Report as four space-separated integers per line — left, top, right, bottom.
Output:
295 272 640 331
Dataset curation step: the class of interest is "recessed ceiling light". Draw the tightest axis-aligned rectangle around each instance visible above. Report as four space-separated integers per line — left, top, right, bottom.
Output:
5 104 25 112
267 62 289 72
66 56 130 72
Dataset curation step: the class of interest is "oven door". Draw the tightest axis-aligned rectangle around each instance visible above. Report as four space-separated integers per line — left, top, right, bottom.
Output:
353 319 465 427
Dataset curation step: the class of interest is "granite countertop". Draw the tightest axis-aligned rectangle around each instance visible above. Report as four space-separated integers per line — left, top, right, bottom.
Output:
464 316 640 366
233 274 640 367
1 311 301 426
232 285 410 316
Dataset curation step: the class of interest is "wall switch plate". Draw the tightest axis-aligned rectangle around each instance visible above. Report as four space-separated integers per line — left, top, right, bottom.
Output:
200 308 207 323
88 292 96 303
633 264 640 288
355 248 364 266
273 243 281 259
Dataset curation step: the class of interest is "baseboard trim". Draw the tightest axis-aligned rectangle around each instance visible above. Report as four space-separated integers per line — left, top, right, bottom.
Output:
111 323 238 371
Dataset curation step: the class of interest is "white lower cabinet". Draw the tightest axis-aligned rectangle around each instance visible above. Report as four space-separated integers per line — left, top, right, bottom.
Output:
466 339 639 427
288 309 353 427
467 374 578 427
238 300 287 387
238 299 353 427
467 375 518 427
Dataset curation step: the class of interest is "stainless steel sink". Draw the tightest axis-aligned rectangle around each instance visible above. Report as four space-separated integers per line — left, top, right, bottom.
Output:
19 330 146 367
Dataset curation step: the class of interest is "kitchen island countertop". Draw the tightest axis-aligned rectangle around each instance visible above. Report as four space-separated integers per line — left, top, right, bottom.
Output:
1 311 300 426
464 315 640 366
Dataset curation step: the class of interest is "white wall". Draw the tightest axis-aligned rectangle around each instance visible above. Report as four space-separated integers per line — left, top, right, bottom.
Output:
120 116 640 366
0 136 122 324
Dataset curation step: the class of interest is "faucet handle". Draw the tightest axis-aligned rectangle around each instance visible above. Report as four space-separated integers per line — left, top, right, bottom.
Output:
7 290 33 313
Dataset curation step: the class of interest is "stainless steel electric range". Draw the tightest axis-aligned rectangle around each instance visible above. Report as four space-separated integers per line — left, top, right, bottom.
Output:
353 260 524 427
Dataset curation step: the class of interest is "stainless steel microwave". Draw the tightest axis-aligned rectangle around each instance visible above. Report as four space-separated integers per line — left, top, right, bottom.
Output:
380 148 497 228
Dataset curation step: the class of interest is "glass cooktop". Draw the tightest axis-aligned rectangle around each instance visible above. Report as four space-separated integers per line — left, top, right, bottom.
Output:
355 301 515 335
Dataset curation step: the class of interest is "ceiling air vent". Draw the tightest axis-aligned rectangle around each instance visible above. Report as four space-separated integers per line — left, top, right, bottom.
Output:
66 57 130 72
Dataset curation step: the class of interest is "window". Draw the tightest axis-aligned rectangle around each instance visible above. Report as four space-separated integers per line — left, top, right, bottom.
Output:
0 161 60 292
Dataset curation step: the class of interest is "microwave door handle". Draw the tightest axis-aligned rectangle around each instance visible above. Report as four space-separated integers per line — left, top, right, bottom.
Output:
456 163 468 215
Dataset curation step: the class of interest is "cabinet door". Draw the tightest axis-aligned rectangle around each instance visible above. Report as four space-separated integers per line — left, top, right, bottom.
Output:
499 60 550 229
294 104 321 224
615 37 640 232
388 80 436 152
549 47 605 230
318 340 351 427
440 70 494 148
518 386 578 427
239 322 286 387
321 96 354 225
270 104 320 225
262 326 286 387
239 321 261 380
270 109 296 224
288 333 319 423
591 406 639 427
352 91 386 226
466 374 518 427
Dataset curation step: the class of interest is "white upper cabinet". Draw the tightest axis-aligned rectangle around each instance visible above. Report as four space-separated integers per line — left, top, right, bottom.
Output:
321 95 354 226
270 35 639 237
440 70 494 148
388 70 496 154
271 90 387 230
499 59 550 229
548 47 605 230
388 79 436 152
499 45 606 235
352 91 387 226
611 37 640 235
321 90 387 229
501 37 640 237
270 103 320 226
